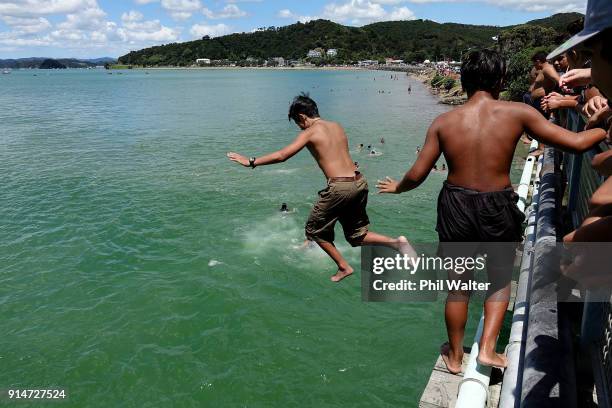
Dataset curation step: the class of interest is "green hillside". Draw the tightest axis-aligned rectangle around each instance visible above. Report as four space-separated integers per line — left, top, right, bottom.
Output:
118 13 582 67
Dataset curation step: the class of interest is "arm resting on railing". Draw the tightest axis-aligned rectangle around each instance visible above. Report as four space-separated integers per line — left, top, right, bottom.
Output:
522 105 608 153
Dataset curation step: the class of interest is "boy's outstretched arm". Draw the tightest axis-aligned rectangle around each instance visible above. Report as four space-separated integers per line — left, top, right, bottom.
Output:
377 121 441 194
227 130 312 168
521 105 607 153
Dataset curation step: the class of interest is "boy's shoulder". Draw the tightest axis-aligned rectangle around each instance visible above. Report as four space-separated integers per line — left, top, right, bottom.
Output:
436 99 530 123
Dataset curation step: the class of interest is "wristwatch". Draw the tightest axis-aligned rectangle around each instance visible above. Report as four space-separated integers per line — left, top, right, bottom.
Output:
249 157 256 168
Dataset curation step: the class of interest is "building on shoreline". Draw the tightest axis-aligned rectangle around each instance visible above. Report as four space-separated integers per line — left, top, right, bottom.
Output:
358 60 379 67
196 58 211 65
327 49 338 57
271 57 285 67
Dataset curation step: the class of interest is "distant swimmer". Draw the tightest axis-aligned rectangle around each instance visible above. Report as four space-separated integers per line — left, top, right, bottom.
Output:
408 85 412 94
416 146 421 154
227 93 415 283
358 143 364 151
432 164 439 172
367 145 372 150
354 161 360 170
380 137 385 144
369 149 383 157
442 164 447 171
280 203 289 213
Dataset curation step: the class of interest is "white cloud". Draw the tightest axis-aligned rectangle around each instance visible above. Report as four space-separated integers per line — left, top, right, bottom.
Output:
117 20 179 42
160 0 201 20
122 10 144 23
388 6 415 20
406 0 586 13
190 22 232 38
0 0 181 56
276 9 315 23
134 0 203 20
202 4 247 19
0 0 94 18
0 16 52 34
322 0 416 25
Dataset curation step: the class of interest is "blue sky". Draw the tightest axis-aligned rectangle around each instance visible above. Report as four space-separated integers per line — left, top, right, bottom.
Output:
0 0 586 59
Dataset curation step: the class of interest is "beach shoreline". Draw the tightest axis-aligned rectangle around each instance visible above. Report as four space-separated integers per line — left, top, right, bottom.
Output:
113 65 369 72
120 64 466 105
407 68 466 105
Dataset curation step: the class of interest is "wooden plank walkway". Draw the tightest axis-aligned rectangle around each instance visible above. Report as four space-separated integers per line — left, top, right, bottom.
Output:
419 350 504 407
419 273 518 407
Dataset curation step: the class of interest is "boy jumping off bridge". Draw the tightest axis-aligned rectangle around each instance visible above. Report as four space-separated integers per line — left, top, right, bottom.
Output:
228 94 413 283
377 50 607 371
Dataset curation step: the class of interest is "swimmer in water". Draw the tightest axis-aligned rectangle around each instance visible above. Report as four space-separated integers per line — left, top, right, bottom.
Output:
358 143 364 151
280 203 289 213
416 146 421 154
354 161 360 170
442 164 447 171
380 137 385 144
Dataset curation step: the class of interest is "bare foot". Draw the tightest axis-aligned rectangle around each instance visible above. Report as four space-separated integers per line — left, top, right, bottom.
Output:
477 350 507 369
331 265 354 282
440 342 463 374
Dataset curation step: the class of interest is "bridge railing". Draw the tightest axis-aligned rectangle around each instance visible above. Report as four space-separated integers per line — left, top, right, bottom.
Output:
562 109 611 407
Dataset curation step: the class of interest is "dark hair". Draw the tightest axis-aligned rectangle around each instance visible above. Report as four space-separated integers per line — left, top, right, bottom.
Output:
531 51 548 63
460 49 506 95
288 93 320 122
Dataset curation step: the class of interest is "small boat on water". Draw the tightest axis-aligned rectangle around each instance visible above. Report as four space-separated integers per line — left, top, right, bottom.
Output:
2 69 10 74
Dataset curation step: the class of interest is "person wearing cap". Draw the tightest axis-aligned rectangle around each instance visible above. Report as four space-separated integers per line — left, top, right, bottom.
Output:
550 0 612 288
549 0 611 179
549 0 612 99
552 0 611 182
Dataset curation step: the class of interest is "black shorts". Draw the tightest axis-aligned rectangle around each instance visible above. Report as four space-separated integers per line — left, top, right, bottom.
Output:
436 181 525 243
436 182 526 295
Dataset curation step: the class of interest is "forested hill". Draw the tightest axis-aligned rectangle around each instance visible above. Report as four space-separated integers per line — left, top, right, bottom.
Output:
118 13 582 66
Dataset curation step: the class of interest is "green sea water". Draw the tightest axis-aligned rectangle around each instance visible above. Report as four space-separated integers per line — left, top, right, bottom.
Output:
1 69 524 407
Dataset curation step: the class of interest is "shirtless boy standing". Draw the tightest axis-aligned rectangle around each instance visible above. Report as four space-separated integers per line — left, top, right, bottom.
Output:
377 50 607 372
531 51 562 118
228 94 412 282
